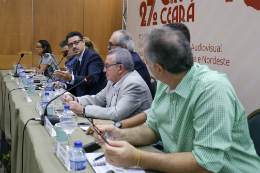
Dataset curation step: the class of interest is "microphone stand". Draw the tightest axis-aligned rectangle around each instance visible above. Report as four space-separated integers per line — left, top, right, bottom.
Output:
14 53 25 77
40 74 94 125
48 51 68 80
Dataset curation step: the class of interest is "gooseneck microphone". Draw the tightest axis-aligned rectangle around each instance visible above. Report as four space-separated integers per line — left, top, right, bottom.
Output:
48 51 68 80
14 53 25 77
40 73 95 125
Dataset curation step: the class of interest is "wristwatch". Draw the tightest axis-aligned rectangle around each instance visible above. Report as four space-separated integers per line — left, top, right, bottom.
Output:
82 108 85 117
114 121 122 129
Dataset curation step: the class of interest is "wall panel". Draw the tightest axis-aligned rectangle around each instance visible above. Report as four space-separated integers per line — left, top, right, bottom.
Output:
33 0 84 66
0 0 123 70
84 0 123 61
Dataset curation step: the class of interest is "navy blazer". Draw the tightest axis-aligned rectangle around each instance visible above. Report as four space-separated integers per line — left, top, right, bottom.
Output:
68 48 106 97
131 52 151 91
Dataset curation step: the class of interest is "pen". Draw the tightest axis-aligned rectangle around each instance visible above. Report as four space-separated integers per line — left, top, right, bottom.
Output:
93 154 105 161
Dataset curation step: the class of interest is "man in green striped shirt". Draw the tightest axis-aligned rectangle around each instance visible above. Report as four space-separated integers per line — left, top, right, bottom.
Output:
94 25 260 172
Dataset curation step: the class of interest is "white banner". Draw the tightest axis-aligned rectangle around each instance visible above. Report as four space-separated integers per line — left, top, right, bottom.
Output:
127 0 260 115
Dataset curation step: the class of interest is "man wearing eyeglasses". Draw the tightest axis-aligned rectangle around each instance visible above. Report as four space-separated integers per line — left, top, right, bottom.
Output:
54 40 77 83
107 30 151 95
63 48 152 121
54 31 106 96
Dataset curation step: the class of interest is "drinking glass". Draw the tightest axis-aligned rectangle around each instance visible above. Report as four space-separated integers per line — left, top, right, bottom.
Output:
12 61 17 70
60 113 78 151
30 67 37 76
37 71 44 78
22 64 27 70
40 76 48 88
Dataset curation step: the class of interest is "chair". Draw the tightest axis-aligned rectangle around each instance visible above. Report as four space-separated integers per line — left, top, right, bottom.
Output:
150 76 157 99
247 109 260 157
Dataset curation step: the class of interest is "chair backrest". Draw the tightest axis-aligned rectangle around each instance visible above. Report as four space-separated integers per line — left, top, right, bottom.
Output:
150 76 157 99
248 109 260 157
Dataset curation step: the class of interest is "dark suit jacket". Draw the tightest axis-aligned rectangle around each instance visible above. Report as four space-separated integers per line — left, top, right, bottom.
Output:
68 48 106 97
130 51 151 91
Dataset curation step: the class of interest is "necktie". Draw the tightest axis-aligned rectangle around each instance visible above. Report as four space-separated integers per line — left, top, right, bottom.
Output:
76 60 80 75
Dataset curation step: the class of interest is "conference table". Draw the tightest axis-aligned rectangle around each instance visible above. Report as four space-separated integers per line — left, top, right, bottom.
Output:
0 70 161 173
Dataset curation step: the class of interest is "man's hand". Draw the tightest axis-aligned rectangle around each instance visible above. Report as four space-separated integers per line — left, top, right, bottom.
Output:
69 101 84 115
93 125 123 146
62 94 73 103
54 67 72 81
85 120 113 134
104 140 138 168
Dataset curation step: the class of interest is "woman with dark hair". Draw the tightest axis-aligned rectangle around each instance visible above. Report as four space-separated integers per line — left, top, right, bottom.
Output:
36 40 59 80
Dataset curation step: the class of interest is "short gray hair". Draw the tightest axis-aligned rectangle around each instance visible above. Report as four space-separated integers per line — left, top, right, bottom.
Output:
142 25 193 74
114 30 135 52
107 48 134 72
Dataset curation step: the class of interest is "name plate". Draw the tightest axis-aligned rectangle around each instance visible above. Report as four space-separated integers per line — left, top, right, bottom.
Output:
54 140 70 171
44 116 56 137
24 92 32 102
35 101 42 116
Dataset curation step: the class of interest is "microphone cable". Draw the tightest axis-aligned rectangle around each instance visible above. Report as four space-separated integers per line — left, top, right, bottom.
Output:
7 88 21 138
21 117 41 173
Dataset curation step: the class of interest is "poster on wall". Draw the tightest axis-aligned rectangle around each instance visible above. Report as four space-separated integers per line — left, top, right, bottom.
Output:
127 0 260 115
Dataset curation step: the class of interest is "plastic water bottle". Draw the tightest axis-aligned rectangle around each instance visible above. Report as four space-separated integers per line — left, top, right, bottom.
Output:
17 63 21 72
62 105 71 121
69 141 87 173
45 79 53 99
19 67 23 77
42 92 53 115
27 76 35 95
21 71 28 86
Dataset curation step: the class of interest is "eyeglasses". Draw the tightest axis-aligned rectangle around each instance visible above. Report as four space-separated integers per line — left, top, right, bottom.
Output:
68 39 83 48
104 63 121 69
36 46 42 49
108 42 121 48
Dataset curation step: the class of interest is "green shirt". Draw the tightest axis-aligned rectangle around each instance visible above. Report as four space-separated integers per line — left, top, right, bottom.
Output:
145 62 260 172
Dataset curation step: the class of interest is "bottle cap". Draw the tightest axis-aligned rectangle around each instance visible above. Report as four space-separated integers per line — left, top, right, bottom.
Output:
64 105 70 109
74 141 82 147
29 76 33 78
45 92 49 96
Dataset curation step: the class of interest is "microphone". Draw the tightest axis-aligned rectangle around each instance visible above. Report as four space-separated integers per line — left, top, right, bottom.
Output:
48 51 68 80
40 73 95 125
13 53 25 77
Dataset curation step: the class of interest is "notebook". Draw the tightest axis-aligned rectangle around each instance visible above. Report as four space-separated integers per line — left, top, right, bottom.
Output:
86 152 145 173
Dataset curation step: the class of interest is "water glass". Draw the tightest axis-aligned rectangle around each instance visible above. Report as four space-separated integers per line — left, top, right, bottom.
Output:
40 76 48 88
12 61 17 70
30 67 37 76
22 64 27 70
60 114 78 151
37 71 44 78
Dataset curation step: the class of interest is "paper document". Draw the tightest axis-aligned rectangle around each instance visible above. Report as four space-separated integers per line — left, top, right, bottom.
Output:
86 152 145 173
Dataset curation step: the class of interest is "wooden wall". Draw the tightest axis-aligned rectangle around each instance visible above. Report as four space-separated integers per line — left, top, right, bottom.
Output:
0 0 123 70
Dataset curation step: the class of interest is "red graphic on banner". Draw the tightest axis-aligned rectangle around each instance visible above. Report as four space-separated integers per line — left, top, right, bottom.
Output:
226 0 260 11
140 0 194 27
244 0 260 11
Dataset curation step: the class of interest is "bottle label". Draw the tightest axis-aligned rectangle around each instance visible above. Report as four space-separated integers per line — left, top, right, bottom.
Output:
70 160 86 170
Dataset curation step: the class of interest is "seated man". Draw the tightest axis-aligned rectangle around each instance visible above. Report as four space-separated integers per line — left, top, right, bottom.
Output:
107 30 151 92
54 40 77 83
94 26 260 172
54 31 106 96
64 48 152 121
86 22 191 133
